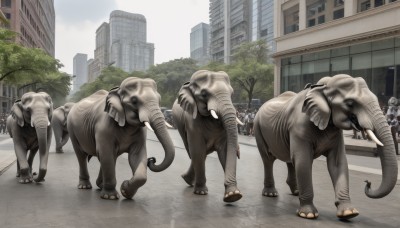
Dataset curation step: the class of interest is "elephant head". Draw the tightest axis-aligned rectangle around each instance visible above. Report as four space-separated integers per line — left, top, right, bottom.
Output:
178 70 240 179
11 92 53 182
104 77 175 172
56 102 75 126
302 74 398 198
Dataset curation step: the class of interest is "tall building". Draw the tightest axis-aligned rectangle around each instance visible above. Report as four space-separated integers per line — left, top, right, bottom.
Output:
89 10 154 81
209 0 275 64
72 53 88 95
109 10 154 73
273 0 400 105
0 0 55 113
190 23 210 66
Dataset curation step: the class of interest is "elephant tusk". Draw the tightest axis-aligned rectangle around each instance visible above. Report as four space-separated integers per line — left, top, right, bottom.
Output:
144 122 154 132
48 120 51 126
31 122 34 128
210 110 218 119
236 117 244 125
366 129 384 146
165 121 173 128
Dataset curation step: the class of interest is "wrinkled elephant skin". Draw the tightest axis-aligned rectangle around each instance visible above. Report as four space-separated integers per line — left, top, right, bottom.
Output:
172 70 242 203
254 74 398 219
67 77 175 200
6 92 53 184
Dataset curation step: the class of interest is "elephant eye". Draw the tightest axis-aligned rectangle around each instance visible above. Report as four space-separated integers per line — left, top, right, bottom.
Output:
131 96 139 107
200 90 208 99
345 99 355 108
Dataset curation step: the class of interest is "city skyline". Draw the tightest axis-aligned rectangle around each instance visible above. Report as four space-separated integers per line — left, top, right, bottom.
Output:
55 0 209 75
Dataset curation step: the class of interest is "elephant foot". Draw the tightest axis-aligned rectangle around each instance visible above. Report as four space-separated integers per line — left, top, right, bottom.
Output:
194 185 208 195
262 187 279 197
77 180 92 189
120 180 137 199
297 204 319 219
181 173 194 186
100 189 120 200
224 189 242 203
336 201 359 220
18 175 33 184
56 148 64 153
96 178 103 189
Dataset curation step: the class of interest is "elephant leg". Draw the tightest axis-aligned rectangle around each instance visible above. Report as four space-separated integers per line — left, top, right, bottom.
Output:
291 137 318 219
327 146 359 219
96 167 103 189
181 162 195 186
189 138 207 195
98 147 119 200
261 155 278 197
59 130 69 150
217 148 242 202
120 147 147 199
14 143 32 184
53 126 63 153
286 162 298 196
16 160 20 177
70 134 92 189
27 147 38 176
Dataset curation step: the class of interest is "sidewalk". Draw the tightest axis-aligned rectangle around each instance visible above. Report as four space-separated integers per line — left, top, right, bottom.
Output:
0 134 16 175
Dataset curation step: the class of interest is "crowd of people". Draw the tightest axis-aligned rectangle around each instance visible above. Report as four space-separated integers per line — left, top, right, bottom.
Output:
0 113 8 134
236 108 258 136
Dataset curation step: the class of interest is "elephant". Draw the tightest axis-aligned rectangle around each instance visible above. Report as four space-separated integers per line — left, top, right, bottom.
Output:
254 74 398 219
6 92 53 183
51 102 74 153
67 77 175 200
172 70 243 203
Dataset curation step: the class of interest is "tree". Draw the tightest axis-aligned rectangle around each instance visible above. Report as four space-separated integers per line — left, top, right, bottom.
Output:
228 40 274 109
0 28 62 84
147 58 199 107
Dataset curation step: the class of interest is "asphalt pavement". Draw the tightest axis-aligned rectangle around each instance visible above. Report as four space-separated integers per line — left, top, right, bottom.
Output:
0 129 399 227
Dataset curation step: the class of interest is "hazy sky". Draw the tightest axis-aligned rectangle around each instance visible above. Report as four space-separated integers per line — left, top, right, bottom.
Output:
55 0 209 74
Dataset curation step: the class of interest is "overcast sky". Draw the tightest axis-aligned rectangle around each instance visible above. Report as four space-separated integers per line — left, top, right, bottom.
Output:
55 0 209 74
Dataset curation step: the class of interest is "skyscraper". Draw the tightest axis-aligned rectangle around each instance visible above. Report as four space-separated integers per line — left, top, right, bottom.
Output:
190 23 210 66
109 10 154 73
251 0 275 53
72 53 88 95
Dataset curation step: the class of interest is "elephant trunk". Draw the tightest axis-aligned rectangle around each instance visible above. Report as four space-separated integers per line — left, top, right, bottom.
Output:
141 101 175 172
32 113 50 182
209 94 239 189
364 104 398 198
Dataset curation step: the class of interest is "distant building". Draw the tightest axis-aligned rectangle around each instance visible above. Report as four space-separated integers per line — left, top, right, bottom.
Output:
72 53 88 95
0 0 55 113
273 0 400 105
190 23 210 66
90 10 154 79
209 0 275 64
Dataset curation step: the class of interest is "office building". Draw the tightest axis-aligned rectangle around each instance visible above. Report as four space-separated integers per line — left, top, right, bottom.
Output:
0 0 55 113
72 53 88 95
274 0 400 105
209 0 275 64
190 23 210 66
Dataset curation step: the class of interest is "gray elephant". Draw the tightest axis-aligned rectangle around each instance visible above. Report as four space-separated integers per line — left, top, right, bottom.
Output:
51 102 74 153
254 74 398 219
6 92 53 183
67 77 175 200
172 70 243 203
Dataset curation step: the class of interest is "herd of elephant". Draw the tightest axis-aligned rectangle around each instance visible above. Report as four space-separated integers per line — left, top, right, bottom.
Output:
5 70 398 220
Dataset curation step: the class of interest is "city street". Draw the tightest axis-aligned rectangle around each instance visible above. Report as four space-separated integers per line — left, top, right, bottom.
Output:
0 129 399 228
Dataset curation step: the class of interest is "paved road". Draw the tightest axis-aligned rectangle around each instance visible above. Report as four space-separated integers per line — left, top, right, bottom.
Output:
0 130 399 227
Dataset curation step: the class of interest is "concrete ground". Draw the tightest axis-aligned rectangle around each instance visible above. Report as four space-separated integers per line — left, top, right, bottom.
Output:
0 130 399 228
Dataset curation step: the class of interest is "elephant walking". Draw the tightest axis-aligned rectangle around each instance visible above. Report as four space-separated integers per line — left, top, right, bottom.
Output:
67 77 175 200
6 92 53 183
172 70 243 203
254 74 398 219
51 102 74 153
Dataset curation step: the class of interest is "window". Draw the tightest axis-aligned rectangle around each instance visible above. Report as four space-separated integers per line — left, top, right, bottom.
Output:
334 0 344 7
1 0 11 7
283 5 299 34
374 0 384 7
333 9 344 19
358 0 371 12
306 0 326 27
4 13 10 19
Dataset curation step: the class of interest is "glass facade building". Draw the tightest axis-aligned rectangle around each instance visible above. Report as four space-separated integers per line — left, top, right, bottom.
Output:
274 0 400 105
251 0 275 54
190 23 210 66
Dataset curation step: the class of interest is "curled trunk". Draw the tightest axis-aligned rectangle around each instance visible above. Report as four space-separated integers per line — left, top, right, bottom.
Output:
141 102 175 172
364 105 398 198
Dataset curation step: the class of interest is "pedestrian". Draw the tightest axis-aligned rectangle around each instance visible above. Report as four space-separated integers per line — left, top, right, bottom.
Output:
0 116 5 134
387 114 399 155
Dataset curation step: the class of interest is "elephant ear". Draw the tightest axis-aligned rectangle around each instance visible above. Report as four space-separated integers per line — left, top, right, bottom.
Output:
11 100 24 127
104 87 126 127
59 106 68 126
302 85 331 130
178 82 198 119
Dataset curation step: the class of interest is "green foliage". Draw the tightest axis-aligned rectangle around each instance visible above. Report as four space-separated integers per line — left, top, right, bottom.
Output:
147 58 199 107
70 66 130 102
228 40 274 108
